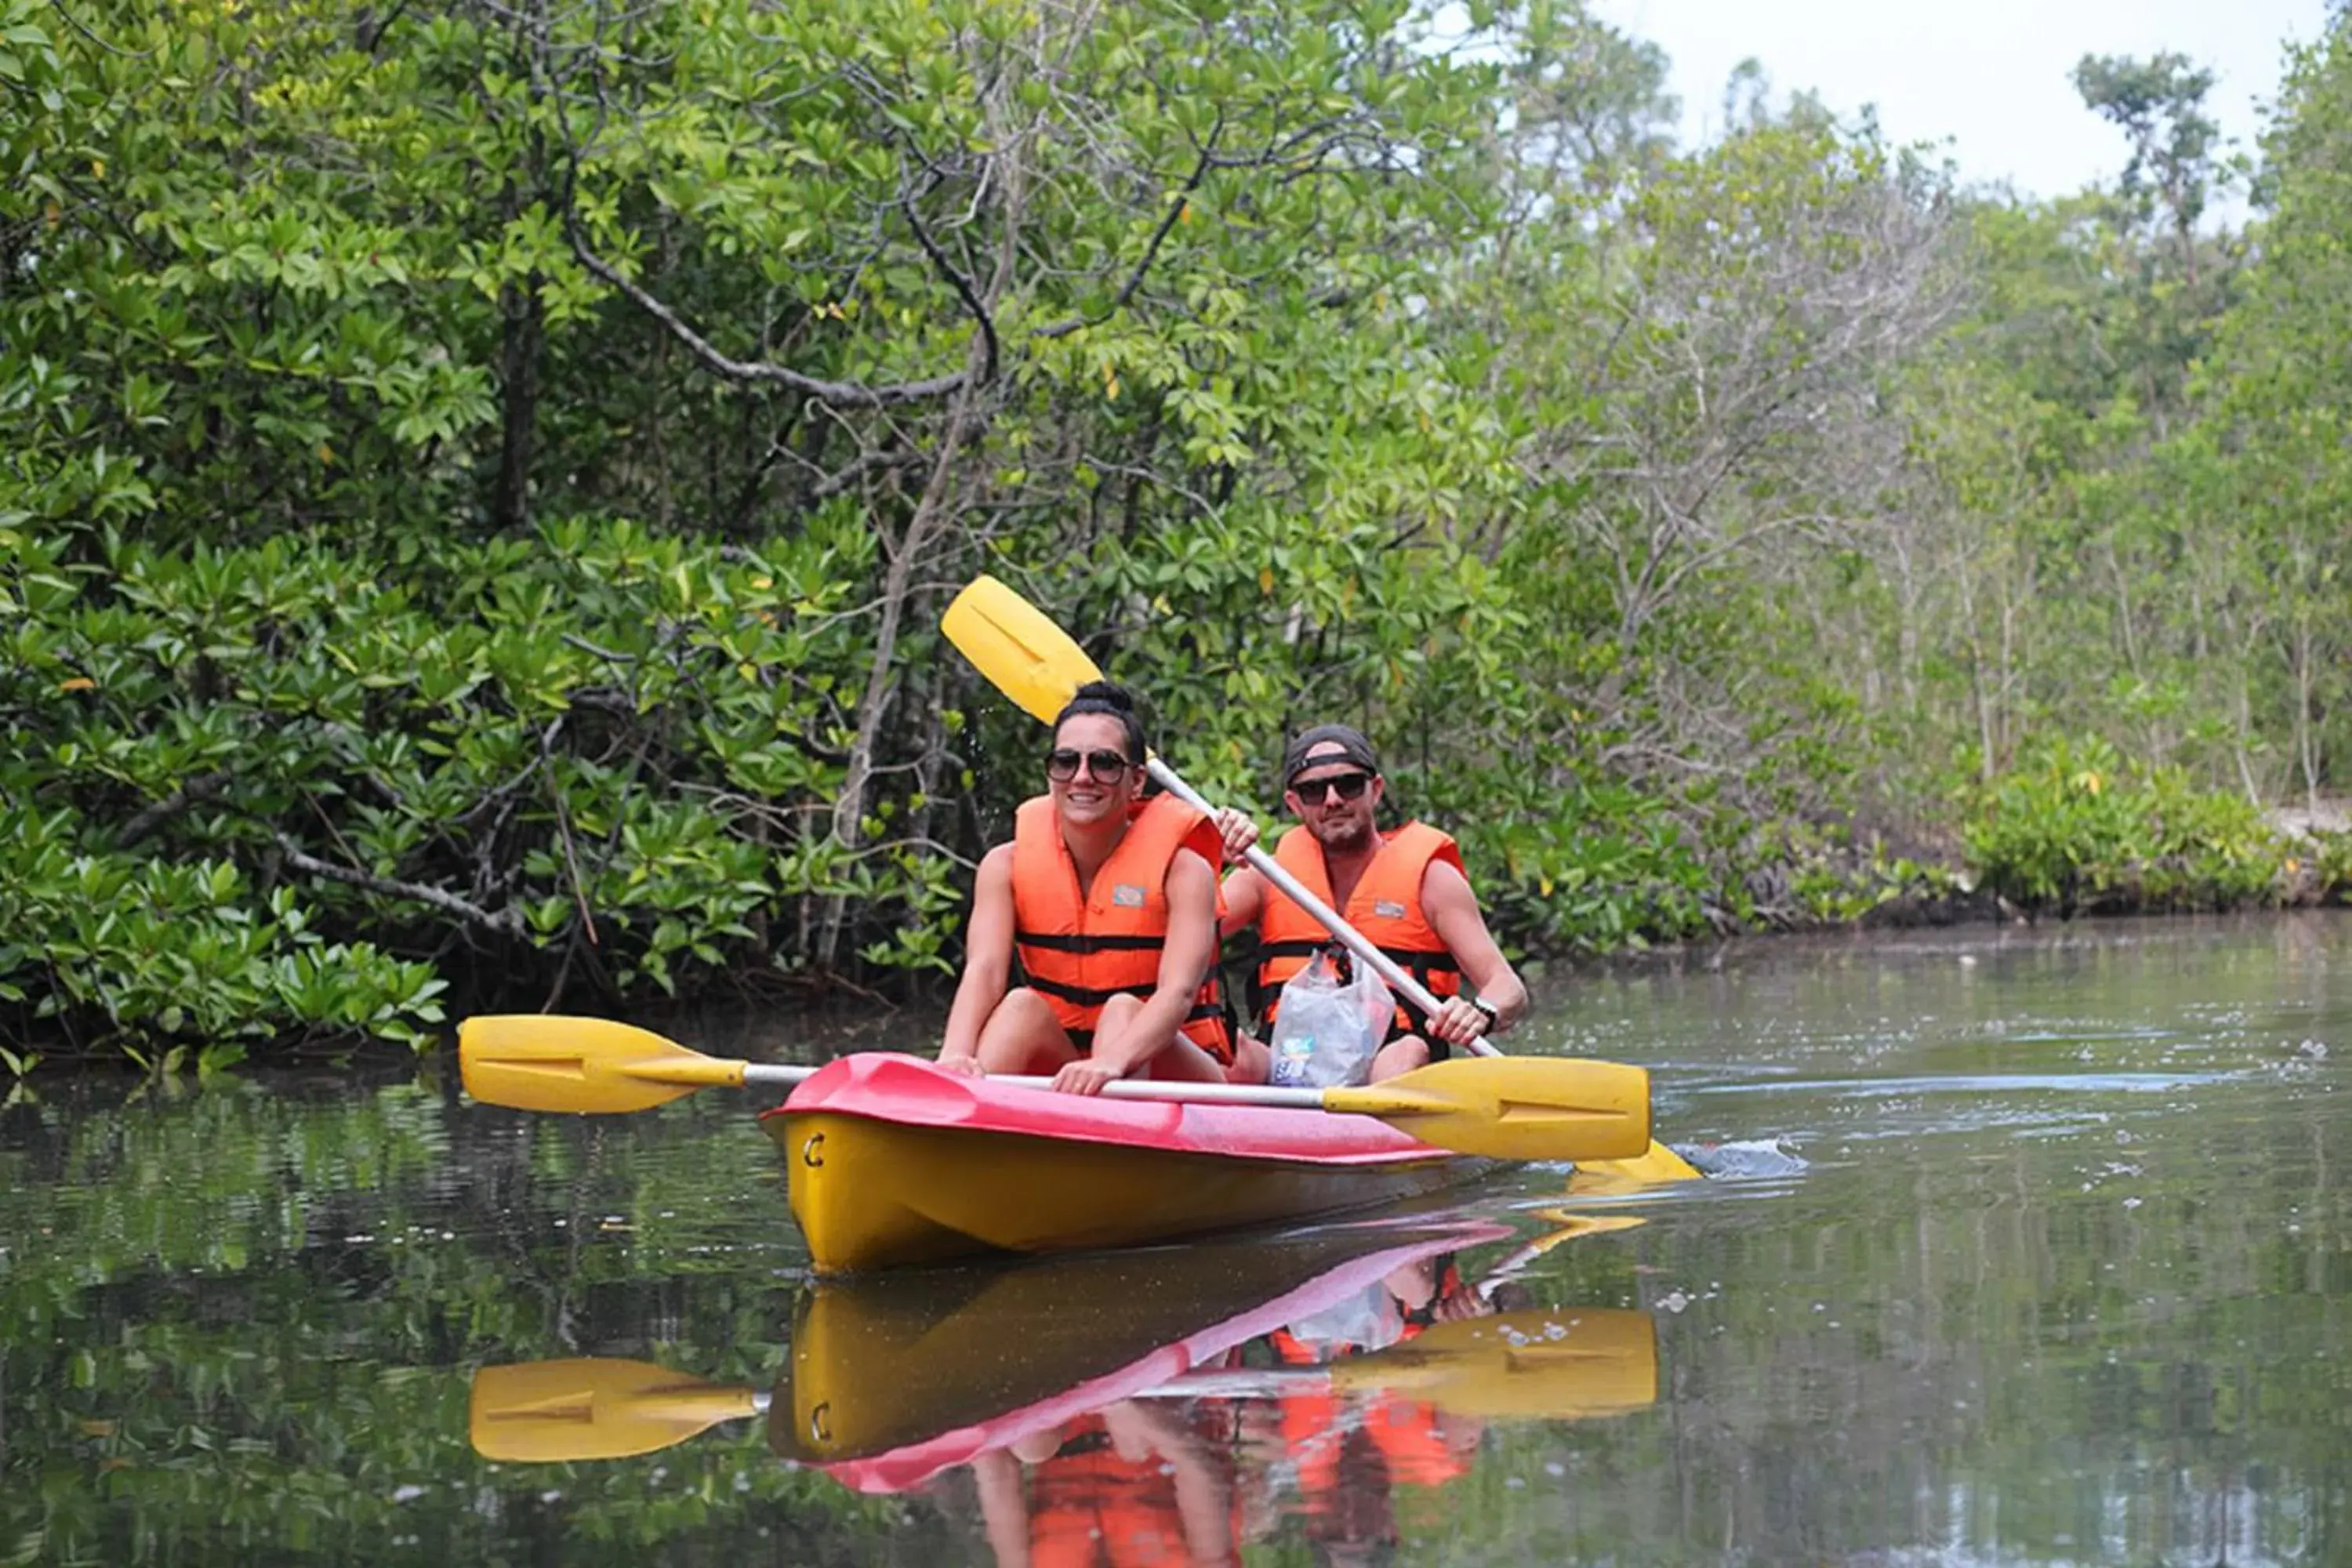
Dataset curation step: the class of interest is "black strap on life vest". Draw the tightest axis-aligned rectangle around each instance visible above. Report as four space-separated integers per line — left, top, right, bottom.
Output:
1014 930 1167 954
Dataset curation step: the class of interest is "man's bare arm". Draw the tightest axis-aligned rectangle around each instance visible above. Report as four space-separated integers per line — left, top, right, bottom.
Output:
1421 858 1528 1044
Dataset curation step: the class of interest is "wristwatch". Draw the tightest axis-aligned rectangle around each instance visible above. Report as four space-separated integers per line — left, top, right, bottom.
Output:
1471 998 1499 1029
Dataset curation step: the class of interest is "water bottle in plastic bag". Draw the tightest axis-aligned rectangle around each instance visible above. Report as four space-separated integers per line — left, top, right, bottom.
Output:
1267 946 1392 1088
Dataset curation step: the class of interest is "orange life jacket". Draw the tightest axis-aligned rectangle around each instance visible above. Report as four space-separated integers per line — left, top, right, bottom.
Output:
1270 1385 1468 1501
1013 793 1232 1062
1028 1417 1201 1568
1254 822 1464 1046
1264 1259 1472 1494
1264 1319 1472 1500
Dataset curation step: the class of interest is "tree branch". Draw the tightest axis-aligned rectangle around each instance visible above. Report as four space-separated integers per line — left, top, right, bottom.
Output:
568 229 972 408
902 179 1000 383
1033 117 1223 340
117 772 233 848
274 834 524 937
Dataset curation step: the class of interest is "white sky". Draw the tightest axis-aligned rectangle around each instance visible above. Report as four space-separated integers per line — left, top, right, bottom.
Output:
1592 0 2331 199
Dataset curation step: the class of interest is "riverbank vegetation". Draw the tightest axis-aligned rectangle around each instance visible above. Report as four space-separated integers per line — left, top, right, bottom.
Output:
8 1 2352 1058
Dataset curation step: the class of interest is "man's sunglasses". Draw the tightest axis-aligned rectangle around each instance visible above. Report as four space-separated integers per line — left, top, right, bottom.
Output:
1291 771 1373 806
1046 747 1134 784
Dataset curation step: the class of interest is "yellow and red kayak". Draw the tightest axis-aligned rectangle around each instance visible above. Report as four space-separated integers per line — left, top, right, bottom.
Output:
762 1054 1491 1276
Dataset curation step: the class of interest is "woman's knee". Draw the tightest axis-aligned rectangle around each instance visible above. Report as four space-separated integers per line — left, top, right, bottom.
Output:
978 988 1073 1072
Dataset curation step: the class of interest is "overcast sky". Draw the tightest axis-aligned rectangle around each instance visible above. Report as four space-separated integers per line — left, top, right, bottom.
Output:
1591 0 2330 200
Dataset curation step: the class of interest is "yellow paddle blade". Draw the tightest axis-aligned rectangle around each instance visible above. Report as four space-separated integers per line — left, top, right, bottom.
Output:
1324 1056 1650 1163
1326 1308 1657 1420
469 1358 761 1463
941 575 1102 725
1569 1140 1704 1194
459 1014 746 1114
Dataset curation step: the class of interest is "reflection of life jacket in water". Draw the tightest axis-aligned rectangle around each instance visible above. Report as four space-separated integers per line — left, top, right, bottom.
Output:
1011 794 1232 1063
1252 823 1465 1048
1026 1413 1236 1568
1264 1271 1474 1501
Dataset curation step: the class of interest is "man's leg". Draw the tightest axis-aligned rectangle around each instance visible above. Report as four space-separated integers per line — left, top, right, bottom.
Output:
1226 1032 1271 1086
1368 1034 1432 1083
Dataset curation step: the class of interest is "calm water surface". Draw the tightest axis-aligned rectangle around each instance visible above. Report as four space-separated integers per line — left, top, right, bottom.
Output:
4 914 2348 1564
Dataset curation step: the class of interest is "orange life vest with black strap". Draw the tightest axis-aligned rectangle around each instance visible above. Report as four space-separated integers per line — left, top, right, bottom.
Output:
1253 822 1465 1048
1012 793 1232 1062
1027 1416 1198 1568
1266 1323 1472 1501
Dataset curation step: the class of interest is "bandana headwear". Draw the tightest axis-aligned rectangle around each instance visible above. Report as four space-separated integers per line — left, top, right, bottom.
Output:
1282 724 1381 788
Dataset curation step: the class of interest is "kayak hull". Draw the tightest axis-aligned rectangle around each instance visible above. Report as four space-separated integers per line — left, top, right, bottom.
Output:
763 1054 1490 1275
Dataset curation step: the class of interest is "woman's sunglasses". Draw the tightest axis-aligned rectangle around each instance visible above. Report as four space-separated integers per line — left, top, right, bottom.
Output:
1046 747 1134 784
1291 771 1373 806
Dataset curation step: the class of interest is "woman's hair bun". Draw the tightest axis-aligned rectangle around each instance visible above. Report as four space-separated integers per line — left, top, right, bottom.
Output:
1071 679 1132 711
1052 679 1148 763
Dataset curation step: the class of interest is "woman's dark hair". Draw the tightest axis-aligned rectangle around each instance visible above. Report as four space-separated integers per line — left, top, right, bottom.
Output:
1051 679 1148 763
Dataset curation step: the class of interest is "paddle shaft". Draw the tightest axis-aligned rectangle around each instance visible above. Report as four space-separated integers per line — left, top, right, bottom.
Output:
1144 758 1500 1059
735 1058 1408 1109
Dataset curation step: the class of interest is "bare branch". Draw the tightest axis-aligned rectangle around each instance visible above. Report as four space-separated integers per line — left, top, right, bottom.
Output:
1034 114 1223 340
568 229 972 408
117 772 233 848
274 834 524 937
901 180 1000 382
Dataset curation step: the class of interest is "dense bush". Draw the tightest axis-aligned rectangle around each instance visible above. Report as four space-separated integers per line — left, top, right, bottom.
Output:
1962 738 2289 916
2 515 971 1053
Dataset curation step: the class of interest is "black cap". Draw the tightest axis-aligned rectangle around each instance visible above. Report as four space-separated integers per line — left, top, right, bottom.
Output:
1282 724 1381 787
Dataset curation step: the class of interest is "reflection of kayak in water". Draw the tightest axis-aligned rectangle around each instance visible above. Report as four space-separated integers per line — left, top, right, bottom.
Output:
789 1214 1662 1567
781 1217 1511 1488
470 1214 1657 1476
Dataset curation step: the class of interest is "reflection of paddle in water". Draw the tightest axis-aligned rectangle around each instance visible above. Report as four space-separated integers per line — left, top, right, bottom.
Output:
468 1301 1654 1463
470 1358 763 1463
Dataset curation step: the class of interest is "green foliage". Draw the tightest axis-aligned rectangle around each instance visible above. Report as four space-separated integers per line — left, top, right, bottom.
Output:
1962 737 2286 914
0 514 961 1050
13 0 2352 1057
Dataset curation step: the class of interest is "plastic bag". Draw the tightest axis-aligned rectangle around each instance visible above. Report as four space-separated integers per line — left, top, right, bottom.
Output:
1267 947 1392 1089
1281 1280 1406 1356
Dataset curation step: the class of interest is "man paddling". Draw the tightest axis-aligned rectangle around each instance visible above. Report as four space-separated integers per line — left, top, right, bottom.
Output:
1218 724 1527 1083
938 681 1237 1094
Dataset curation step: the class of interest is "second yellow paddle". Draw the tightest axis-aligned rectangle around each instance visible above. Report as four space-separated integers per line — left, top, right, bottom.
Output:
459 1014 1650 1163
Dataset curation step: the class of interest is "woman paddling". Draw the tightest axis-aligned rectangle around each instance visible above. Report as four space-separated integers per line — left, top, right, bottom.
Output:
938 681 1253 1094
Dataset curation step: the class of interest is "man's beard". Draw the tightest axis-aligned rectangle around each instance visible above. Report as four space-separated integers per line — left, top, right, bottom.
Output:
1312 814 1375 855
